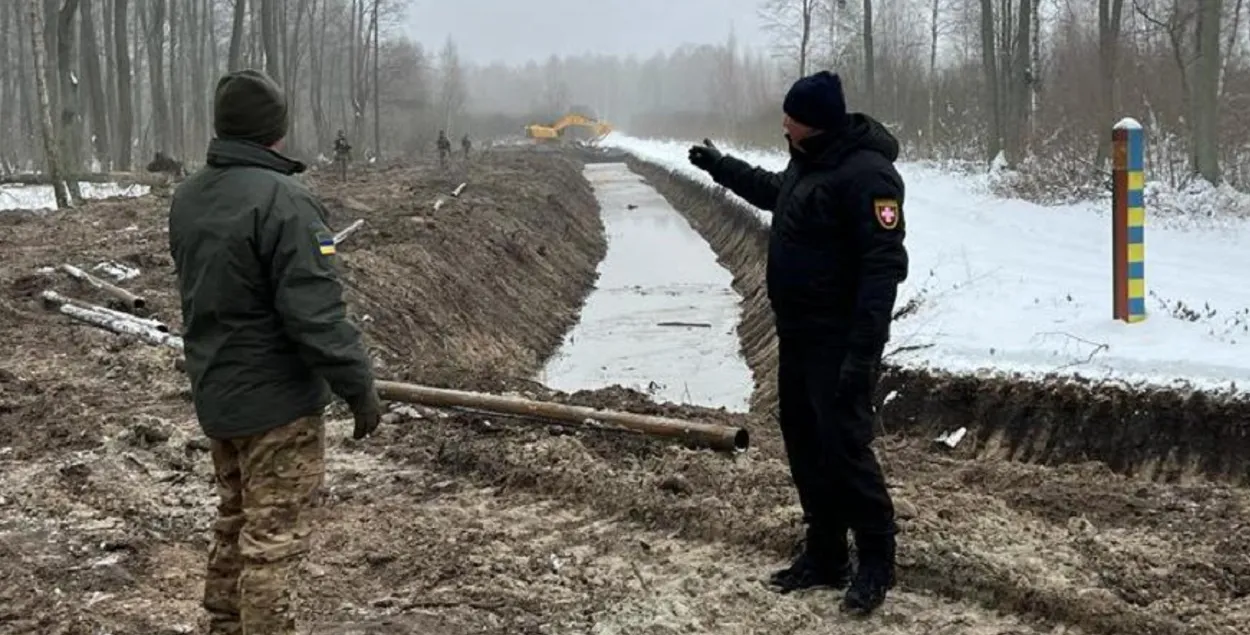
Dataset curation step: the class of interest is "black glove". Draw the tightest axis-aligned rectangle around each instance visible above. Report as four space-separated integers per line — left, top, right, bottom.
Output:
351 388 383 440
688 138 722 172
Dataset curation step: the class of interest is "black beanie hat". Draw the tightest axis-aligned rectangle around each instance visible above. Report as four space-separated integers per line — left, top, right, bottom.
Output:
782 70 848 132
213 69 288 146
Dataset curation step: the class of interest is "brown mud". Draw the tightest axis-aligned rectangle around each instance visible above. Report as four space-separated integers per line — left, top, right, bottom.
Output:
0 152 1246 634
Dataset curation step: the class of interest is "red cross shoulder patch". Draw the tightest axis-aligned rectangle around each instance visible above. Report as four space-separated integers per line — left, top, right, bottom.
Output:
874 199 900 229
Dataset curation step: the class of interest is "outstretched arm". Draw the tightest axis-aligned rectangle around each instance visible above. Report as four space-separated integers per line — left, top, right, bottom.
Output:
708 154 784 212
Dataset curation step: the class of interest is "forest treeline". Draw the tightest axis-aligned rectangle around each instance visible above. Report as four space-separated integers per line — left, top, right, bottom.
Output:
2 0 1244 205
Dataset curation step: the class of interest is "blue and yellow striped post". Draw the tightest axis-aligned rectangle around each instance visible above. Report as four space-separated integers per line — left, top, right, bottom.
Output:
1112 118 1146 323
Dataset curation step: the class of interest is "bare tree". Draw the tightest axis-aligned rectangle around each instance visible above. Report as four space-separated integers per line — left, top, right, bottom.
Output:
228 0 246 72
862 0 875 111
80 0 110 167
112 0 132 169
28 0 72 207
1192 0 1222 182
761 0 816 77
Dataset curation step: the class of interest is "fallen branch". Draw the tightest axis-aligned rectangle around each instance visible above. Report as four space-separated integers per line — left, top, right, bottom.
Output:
1036 331 1110 369
0 171 167 187
334 219 365 244
375 380 749 453
55 303 183 350
60 263 146 310
656 321 711 328
41 290 168 332
451 182 467 197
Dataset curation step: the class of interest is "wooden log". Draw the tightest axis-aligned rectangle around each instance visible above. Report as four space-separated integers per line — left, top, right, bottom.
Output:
334 219 365 244
451 182 467 197
60 264 146 310
55 303 183 350
41 290 169 332
375 380 749 453
0 171 168 187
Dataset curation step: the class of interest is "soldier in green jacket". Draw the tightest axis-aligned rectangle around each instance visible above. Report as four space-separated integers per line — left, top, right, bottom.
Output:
168 69 381 635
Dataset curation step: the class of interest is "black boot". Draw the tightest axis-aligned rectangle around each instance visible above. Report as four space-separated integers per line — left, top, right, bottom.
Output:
769 527 850 593
841 534 896 615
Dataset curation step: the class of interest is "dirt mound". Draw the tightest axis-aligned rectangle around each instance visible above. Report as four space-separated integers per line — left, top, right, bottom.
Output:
627 158 1250 486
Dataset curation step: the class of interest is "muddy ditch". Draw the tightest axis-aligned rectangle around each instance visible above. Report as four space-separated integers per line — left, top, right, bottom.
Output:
625 157 1250 487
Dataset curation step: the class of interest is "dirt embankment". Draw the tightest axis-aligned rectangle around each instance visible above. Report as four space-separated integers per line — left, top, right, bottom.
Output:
626 157 1250 486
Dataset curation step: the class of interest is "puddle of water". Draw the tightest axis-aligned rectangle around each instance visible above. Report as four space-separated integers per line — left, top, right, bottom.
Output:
539 163 753 412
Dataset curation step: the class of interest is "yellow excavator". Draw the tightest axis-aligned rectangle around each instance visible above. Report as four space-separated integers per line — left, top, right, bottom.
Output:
525 112 613 146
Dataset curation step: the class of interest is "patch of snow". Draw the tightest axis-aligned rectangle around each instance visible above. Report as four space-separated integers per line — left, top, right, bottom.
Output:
0 181 149 212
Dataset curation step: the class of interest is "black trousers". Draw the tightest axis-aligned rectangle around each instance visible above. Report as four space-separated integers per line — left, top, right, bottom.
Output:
776 334 895 543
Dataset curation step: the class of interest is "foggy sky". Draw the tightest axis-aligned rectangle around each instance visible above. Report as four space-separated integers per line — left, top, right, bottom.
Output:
404 0 770 64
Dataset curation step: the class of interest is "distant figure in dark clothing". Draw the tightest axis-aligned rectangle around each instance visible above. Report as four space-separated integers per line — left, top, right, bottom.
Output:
688 70 908 616
333 130 351 180
436 130 451 167
461 133 472 159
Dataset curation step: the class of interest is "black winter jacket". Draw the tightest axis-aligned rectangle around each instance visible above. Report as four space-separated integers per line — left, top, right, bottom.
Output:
706 114 909 356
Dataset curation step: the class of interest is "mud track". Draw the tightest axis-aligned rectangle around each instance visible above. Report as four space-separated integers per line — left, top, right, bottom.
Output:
0 152 1246 634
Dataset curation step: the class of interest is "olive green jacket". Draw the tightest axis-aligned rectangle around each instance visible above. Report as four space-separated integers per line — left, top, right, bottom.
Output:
169 138 374 439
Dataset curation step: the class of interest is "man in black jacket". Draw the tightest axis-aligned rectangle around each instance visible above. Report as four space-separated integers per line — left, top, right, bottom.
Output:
688 70 907 615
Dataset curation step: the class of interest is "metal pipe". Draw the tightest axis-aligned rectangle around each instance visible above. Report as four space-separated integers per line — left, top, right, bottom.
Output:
375 380 749 453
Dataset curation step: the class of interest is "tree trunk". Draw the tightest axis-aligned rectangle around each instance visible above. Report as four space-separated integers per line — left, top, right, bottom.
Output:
1192 0 1221 183
1095 0 1125 169
799 0 811 77
168 0 183 160
260 0 280 82
228 0 245 71
190 0 207 157
56 0 84 202
862 0 875 112
979 0 1002 164
147 0 170 154
80 0 111 168
0 2 15 171
371 0 379 158
112 0 131 169
927 0 939 154
1004 0 1031 164
28 0 73 208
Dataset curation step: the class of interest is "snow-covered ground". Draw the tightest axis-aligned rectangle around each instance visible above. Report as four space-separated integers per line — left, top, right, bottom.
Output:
0 182 149 212
540 163 754 411
605 133 1250 392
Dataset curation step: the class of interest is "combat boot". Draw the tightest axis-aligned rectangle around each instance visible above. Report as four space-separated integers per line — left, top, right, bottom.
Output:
841 534 896 615
769 526 850 593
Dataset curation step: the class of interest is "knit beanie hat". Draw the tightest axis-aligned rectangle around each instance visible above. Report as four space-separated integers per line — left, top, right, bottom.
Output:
782 71 848 132
213 69 288 146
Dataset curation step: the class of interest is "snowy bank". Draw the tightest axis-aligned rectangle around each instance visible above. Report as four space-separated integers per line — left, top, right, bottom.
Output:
0 182 150 212
605 133 1250 395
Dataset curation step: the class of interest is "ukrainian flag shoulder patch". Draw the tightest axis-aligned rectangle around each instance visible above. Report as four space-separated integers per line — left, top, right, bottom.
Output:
317 232 336 256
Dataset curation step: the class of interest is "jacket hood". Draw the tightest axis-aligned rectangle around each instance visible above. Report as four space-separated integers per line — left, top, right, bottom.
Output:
206 138 307 175
794 113 900 166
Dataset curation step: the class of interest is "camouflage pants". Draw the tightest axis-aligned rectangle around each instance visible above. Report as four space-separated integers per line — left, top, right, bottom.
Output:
203 416 325 635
